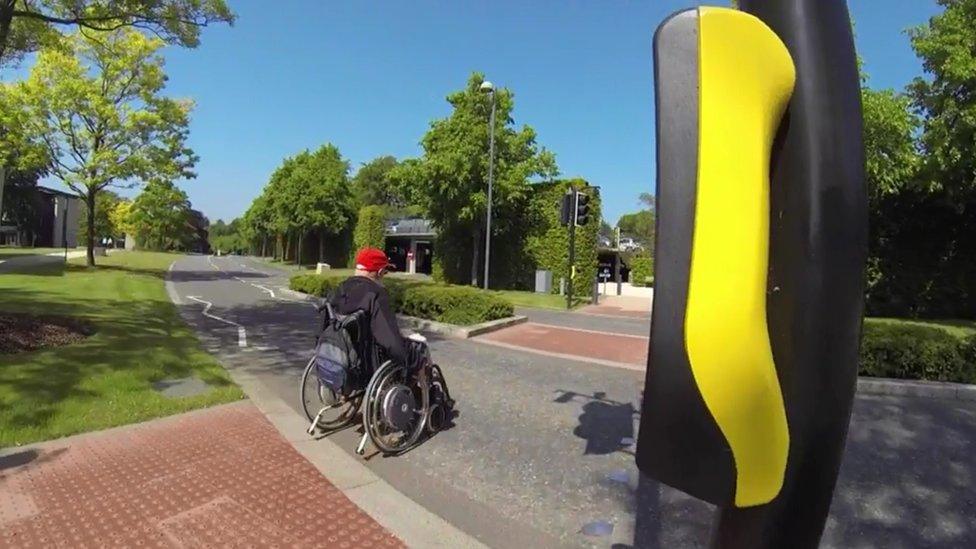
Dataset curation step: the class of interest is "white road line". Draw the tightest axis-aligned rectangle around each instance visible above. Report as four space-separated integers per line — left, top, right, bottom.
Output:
186 295 247 347
165 261 182 305
528 322 650 341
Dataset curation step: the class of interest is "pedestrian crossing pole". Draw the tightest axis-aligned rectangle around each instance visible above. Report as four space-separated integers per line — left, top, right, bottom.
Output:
566 189 576 310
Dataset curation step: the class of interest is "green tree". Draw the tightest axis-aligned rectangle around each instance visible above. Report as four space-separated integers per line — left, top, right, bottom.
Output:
862 88 921 199
288 144 354 264
352 155 401 207
263 155 298 260
617 210 655 246
129 180 191 250
0 0 234 67
2 29 196 265
240 195 270 256
393 72 558 287
908 0 976 195
110 199 135 239
638 192 656 211
78 189 121 246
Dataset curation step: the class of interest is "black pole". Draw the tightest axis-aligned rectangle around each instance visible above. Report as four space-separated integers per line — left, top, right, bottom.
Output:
615 250 622 296
567 207 576 310
62 198 68 261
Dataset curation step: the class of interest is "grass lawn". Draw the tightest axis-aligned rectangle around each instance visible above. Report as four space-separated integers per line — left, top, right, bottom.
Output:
0 247 66 258
866 317 976 339
0 251 243 448
492 289 577 310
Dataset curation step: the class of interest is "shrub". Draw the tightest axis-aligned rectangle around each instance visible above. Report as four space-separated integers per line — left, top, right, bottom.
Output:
399 285 513 325
630 254 654 287
353 205 387 253
858 321 974 383
289 274 513 325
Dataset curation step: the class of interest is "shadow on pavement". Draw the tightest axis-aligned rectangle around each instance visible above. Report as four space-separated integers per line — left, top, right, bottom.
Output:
556 388 713 548
167 269 273 282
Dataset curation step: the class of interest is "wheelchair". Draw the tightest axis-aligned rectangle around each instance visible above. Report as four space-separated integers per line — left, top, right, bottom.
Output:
299 301 453 456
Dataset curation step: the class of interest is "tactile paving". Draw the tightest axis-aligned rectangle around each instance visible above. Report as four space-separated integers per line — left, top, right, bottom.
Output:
0 401 405 548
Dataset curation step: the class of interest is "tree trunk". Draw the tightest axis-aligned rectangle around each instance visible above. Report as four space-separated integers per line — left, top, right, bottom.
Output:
286 233 292 262
86 190 96 266
262 235 267 257
297 232 303 268
318 228 325 262
470 229 481 286
276 233 283 260
0 1 15 62
0 165 6 230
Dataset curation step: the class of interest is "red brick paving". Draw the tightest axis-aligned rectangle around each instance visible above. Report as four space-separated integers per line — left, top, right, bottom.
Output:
478 322 649 367
0 402 405 549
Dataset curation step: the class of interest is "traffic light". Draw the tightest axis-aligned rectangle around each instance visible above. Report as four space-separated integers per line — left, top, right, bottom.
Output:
574 191 591 226
560 192 573 226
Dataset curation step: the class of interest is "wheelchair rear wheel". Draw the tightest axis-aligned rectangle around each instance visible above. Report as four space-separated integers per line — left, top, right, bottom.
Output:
362 360 429 455
300 356 361 432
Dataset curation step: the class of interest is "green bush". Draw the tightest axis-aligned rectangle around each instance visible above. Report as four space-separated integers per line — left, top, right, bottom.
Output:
353 205 387 252
630 254 654 287
289 274 513 325
859 321 975 383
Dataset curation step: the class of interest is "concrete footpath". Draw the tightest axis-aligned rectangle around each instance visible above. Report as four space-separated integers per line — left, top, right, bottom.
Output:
0 402 404 548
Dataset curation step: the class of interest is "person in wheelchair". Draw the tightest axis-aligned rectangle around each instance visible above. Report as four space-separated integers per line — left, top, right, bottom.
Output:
301 246 452 456
329 247 427 368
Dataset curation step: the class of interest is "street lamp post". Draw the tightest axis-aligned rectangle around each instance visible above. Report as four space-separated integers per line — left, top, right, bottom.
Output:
480 80 497 290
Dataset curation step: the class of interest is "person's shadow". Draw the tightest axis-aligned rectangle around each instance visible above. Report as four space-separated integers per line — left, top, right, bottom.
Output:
571 394 637 456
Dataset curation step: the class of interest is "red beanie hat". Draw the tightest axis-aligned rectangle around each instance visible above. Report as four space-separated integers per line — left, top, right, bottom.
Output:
355 247 394 272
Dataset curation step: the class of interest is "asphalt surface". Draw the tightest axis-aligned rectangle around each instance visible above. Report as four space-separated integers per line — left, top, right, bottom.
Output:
168 255 976 548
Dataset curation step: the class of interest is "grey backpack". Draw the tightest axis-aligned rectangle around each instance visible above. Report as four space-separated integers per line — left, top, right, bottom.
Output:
314 305 366 396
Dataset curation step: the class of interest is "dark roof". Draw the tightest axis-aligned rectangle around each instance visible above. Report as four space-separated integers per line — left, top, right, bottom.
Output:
36 186 79 199
386 217 436 237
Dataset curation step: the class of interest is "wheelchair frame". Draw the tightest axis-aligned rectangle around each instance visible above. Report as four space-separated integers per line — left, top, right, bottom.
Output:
299 301 443 456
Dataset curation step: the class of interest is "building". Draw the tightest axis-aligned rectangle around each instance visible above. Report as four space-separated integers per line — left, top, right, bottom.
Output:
385 217 436 274
0 186 81 248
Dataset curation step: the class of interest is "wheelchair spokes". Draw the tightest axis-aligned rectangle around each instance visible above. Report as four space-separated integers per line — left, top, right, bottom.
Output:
300 356 362 433
358 360 429 455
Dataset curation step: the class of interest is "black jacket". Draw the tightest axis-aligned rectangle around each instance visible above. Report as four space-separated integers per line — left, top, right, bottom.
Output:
329 276 408 365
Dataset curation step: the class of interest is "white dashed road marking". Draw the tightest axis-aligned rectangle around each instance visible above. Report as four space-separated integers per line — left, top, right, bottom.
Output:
186 295 247 347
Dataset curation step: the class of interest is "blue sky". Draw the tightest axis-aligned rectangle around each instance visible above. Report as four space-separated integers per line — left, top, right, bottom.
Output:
35 0 943 225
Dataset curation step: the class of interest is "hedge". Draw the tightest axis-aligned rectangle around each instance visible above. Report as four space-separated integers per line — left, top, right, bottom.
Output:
431 178 601 299
290 274 514 325
630 255 654 287
859 320 976 384
353 205 387 253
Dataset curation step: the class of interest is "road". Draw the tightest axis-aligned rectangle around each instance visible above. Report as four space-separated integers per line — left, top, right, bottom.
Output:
168 254 975 548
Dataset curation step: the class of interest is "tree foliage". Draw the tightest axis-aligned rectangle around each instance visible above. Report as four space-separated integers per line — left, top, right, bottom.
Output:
352 155 401 208
0 0 235 67
617 210 655 246
1 29 195 264
129 180 191 250
862 88 921 199
393 72 559 286
110 199 135 237
78 189 121 245
240 144 356 264
908 0 976 195
864 0 976 319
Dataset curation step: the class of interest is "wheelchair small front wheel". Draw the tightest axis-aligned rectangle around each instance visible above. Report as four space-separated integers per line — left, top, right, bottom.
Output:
300 356 361 432
362 360 429 455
